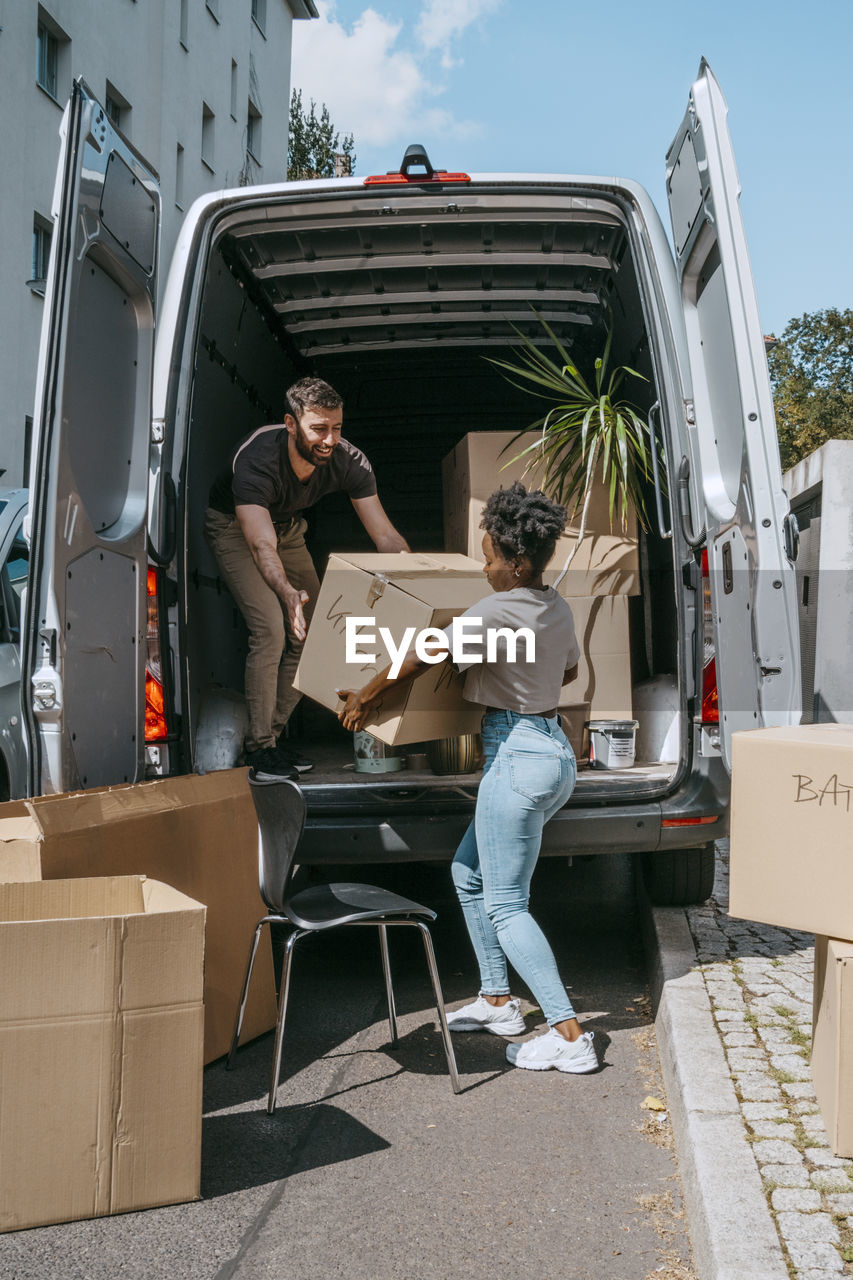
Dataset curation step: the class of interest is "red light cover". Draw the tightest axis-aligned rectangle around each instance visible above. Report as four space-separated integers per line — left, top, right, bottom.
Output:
701 656 719 724
363 170 471 186
145 673 167 741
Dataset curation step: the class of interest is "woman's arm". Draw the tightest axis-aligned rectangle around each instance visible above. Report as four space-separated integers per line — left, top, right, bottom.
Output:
337 649 439 732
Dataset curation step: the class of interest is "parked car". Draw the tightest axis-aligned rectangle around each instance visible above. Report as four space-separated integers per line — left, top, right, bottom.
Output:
22 62 800 903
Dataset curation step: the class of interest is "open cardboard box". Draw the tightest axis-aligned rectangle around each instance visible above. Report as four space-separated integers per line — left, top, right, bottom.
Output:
0 767 276 1064
0 875 204 1232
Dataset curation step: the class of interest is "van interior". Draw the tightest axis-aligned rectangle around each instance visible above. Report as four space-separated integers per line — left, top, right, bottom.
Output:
177 185 684 807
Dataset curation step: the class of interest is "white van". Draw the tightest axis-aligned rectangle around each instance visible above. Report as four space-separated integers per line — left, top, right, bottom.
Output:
21 61 801 904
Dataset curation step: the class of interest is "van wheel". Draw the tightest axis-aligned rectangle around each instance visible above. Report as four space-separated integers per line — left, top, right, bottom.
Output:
642 844 716 906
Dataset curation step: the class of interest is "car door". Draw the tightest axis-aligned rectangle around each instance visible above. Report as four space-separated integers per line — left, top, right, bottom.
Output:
666 59 801 769
23 80 160 796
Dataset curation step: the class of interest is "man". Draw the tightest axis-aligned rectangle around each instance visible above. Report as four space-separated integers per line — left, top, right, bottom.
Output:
205 376 409 778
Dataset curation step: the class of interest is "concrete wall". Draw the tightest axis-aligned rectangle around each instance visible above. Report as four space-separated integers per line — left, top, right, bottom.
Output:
0 0 312 487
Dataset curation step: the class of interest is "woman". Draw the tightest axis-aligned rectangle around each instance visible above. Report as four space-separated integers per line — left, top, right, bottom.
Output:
338 482 597 1074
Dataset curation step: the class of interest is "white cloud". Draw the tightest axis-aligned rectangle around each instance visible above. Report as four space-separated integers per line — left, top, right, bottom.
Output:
291 1 499 150
415 0 504 56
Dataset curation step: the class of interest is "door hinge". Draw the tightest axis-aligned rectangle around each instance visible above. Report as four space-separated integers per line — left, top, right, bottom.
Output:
151 418 165 444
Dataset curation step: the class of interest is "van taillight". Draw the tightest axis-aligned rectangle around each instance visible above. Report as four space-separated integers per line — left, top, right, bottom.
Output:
145 568 167 742
700 549 719 724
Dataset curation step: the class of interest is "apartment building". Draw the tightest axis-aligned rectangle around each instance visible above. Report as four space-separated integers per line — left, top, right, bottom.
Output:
0 0 317 486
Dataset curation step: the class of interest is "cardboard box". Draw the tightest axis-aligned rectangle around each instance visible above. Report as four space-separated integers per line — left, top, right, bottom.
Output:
729 724 853 937
811 935 853 1157
0 875 204 1232
442 432 639 596
295 552 490 746
558 595 633 720
0 768 276 1064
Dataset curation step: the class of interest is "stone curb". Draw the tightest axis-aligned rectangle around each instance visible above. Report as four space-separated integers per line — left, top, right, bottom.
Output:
638 881 790 1280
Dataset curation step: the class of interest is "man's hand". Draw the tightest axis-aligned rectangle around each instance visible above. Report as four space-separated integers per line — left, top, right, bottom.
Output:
284 586 310 642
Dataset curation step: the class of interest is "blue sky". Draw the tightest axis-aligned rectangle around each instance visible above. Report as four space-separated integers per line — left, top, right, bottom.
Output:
293 0 853 337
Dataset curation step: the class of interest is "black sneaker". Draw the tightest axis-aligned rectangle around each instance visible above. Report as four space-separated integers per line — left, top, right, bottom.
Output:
274 737 314 773
245 745 299 781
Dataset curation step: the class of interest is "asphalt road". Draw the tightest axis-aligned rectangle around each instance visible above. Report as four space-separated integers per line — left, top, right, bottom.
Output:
0 853 690 1280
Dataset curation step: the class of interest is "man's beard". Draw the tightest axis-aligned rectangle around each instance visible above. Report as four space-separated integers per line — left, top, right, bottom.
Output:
294 424 335 467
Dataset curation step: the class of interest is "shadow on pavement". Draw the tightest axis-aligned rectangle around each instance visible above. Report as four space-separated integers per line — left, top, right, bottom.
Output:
201 1102 391 1198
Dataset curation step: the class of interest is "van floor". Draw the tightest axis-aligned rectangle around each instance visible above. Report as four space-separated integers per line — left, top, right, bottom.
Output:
299 738 676 795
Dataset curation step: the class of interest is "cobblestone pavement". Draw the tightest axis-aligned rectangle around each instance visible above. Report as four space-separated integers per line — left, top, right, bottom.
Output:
686 841 853 1279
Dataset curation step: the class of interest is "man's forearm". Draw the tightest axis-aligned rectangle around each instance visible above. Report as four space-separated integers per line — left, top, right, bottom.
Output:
251 539 292 602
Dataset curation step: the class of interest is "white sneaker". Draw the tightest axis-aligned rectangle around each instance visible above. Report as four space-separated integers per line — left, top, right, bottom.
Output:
506 1029 597 1073
446 995 526 1036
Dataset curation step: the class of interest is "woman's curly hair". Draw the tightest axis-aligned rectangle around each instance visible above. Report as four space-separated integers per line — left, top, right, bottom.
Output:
480 481 568 573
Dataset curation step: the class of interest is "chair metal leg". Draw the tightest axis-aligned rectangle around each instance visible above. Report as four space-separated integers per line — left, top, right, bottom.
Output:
415 921 461 1094
268 928 304 1115
378 924 399 1046
226 920 267 1070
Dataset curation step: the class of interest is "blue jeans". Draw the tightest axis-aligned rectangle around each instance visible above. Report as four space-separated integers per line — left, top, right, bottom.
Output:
451 709 578 1026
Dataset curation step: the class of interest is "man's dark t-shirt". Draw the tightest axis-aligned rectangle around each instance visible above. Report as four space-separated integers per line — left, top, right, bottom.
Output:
208 425 377 522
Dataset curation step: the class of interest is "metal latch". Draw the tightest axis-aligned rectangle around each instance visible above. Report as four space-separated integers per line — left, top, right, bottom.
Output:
33 679 58 711
367 574 389 609
151 418 165 444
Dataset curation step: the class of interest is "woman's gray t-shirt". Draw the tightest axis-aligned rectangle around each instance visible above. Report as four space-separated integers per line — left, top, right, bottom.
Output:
441 586 580 713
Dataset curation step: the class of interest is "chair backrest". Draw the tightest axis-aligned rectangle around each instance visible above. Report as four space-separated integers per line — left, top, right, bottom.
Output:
248 774 307 914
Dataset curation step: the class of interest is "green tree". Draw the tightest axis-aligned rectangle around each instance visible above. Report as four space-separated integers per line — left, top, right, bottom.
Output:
769 308 853 470
287 89 356 180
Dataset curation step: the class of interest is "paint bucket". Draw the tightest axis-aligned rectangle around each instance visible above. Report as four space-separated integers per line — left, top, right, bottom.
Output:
586 720 638 770
353 730 405 773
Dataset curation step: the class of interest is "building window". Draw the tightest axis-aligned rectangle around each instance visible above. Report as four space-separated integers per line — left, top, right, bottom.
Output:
105 82 131 134
251 0 266 35
179 0 188 49
230 60 238 120
175 143 185 209
23 418 34 488
29 215 52 294
36 10 69 100
247 103 262 162
201 104 215 172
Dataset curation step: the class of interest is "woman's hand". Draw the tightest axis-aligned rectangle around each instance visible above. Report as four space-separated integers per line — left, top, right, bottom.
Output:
336 688 374 733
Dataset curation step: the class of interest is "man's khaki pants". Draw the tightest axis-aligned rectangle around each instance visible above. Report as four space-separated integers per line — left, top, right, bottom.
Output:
204 508 321 752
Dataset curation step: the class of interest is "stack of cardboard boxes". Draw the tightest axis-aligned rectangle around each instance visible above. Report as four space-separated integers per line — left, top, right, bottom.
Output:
729 724 853 1156
0 768 277 1232
442 431 639 740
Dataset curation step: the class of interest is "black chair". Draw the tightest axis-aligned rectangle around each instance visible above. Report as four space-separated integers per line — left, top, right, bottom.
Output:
227 773 461 1112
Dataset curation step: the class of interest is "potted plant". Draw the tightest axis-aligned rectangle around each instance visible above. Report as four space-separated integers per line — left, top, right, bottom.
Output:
489 313 661 583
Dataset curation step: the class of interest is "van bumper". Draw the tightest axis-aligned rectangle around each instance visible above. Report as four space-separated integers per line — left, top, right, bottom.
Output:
298 759 729 865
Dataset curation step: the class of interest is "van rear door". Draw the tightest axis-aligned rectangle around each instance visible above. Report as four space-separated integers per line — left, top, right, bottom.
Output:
23 80 160 795
666 59 800 769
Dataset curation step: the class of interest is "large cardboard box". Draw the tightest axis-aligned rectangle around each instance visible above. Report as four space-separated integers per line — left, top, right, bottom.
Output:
442 431 639 597
0 876 204 1232
811 935 853 1157
295 552 491 745
558 595 633 720
729 724 853 937
0 768 276 1064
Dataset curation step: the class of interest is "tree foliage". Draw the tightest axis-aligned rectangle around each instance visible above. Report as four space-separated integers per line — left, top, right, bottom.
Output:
287 89 356 180
769 308 853 470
